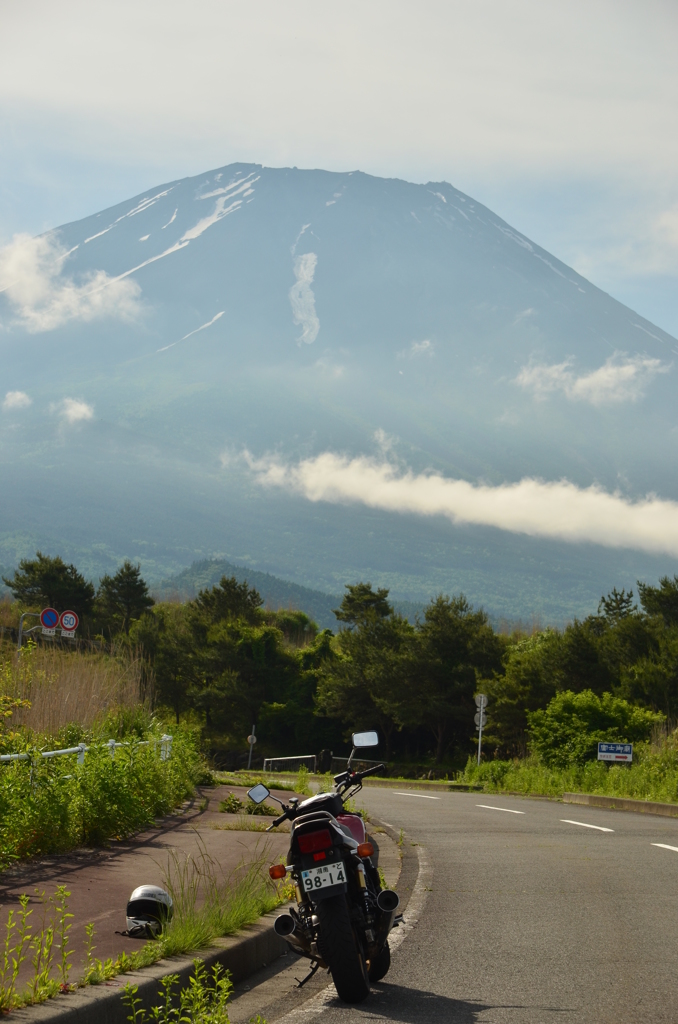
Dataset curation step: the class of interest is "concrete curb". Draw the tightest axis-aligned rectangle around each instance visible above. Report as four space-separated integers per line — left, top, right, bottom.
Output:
222 773 482 793
563 792 678 818
10 912 287 1024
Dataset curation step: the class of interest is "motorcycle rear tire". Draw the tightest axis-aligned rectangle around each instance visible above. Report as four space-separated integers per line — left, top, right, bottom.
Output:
316 895 370 1003
368 940 391 982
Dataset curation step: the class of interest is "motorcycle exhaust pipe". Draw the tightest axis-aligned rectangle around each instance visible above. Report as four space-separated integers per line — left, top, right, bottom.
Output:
375 889 400 944
274 914 315 958
274 914 297 937
377 890 400 913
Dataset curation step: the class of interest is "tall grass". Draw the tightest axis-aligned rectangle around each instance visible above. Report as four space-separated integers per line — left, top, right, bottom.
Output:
158 834 292 956
0 643 146 742
460 736 678 803
0 735 202 867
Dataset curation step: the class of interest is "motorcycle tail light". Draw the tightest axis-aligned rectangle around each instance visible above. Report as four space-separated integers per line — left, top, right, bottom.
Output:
357 842 374 859
269 863 288 879
297 829 332 854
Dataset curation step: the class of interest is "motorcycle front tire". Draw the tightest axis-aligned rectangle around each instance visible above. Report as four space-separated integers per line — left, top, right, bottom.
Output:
368 939 391 982
316 895 370 1003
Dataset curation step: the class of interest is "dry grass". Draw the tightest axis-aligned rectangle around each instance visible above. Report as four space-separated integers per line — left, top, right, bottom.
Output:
0 598 19 632
0 645 145 737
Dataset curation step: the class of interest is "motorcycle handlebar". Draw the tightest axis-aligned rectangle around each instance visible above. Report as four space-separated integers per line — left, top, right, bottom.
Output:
357 763 385 779
267 808 292 831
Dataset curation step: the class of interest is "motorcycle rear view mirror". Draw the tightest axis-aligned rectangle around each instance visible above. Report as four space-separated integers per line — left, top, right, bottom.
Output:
352 731 379 748
248 783 270 804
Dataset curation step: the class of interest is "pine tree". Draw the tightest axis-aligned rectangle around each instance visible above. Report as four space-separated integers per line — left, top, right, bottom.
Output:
97 560 154 634
2 551 95 616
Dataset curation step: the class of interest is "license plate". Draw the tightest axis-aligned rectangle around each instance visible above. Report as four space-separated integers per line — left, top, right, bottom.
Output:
301 862 346 892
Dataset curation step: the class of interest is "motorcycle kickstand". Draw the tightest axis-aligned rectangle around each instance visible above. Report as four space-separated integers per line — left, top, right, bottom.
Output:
295 960 322 988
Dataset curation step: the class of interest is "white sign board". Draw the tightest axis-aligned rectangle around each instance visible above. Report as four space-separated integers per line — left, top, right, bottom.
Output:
598 742 633 762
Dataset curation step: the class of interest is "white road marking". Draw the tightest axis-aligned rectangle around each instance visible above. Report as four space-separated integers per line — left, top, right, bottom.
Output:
561 819 614 832
652 843 678 853
476 804 525 814
393 791 440 799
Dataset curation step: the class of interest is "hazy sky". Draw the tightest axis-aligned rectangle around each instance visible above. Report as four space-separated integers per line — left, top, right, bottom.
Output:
1 0 677 334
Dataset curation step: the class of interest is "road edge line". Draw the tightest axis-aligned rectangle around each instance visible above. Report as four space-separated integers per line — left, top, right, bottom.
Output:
271 825 431 1023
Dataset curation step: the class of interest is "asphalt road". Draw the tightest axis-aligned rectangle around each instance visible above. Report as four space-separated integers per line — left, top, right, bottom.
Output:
235 789 678 1024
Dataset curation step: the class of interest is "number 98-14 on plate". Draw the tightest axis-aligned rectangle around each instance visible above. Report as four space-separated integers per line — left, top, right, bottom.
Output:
301 863 347 891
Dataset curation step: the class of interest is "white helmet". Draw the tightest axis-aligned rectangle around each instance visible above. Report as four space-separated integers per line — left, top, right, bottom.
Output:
126 885 173 938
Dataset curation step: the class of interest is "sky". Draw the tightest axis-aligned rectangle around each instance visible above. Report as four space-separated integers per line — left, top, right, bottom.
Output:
1 0 677 336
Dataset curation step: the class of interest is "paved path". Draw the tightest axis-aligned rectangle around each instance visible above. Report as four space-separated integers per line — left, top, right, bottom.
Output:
233 789 678 1023
0 783 290 981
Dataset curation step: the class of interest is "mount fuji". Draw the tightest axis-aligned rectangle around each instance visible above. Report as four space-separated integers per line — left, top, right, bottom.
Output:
1 163 677 620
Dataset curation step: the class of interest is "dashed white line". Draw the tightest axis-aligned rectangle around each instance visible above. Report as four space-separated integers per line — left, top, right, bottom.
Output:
652 843 678 853
393 791 440 800
476 805 525 814
561 819 614 832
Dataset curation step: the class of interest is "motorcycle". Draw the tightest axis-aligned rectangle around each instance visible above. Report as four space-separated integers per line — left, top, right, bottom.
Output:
247 731 400 1004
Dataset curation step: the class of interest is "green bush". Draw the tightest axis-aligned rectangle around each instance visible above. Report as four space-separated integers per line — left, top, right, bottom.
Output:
527 690 663 768
460 737 678 804
0 732 202 867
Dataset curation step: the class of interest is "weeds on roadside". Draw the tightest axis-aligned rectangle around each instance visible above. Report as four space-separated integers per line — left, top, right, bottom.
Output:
218 795 276 817
294 765 311 795
157 833 286 956
122 959 233 1023
459 744 678 804
0 733 202 869
0 885 75 1011
0 838 291 1013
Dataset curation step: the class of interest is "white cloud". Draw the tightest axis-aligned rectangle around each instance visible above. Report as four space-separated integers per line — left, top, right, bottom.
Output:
289 253 319 345
244 449 678 558
0 232 141 333
399 339 434 360
3 390 31 410
516 353 670 405
54 398 94 423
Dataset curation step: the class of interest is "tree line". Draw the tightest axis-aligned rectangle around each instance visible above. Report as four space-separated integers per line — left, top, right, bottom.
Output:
4 552 678 767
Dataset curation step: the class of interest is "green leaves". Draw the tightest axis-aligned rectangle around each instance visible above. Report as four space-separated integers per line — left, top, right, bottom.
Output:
2 552 94 618
527 690 663 769
96 561 154 635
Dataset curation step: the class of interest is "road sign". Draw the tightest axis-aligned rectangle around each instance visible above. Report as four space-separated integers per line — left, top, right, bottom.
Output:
475 693 488 709
598 742 633 762
59 610 79 632
247 734 257 745
474 712 487 729
40 607 59 629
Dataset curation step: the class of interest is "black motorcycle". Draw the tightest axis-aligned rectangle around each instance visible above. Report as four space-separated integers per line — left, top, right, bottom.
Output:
247 731 400 1004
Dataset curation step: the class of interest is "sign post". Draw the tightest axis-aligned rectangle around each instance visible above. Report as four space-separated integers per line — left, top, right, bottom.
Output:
40 607 59 637
17 612 40 651
475 694 488 765
247 725 257 770
598 742 633 763
59 610 79 639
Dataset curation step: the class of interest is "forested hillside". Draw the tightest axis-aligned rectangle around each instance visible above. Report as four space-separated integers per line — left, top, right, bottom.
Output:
3 552 678 773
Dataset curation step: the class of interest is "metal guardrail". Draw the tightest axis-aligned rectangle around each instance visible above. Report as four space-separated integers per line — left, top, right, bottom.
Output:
0 734 173 764
263 754 317 773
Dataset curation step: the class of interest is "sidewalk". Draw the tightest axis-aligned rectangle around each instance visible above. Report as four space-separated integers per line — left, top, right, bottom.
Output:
0 783 292 983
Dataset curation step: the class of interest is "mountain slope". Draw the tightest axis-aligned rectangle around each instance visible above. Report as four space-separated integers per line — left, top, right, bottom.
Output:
1 163 676 619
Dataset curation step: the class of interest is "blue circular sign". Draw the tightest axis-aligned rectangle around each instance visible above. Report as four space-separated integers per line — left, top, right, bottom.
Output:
40 607 59 629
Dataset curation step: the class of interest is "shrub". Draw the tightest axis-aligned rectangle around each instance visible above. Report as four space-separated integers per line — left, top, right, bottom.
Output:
0 731 202 867
527 690 663 768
